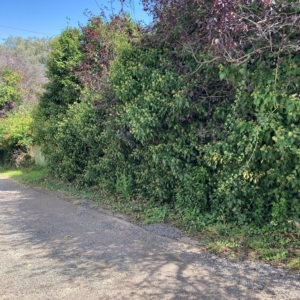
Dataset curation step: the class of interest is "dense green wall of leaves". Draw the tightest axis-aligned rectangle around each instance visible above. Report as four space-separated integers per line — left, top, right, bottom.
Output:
34 8 300 227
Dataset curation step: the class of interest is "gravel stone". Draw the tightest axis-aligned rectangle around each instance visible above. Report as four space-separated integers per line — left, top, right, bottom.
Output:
143 224 183 239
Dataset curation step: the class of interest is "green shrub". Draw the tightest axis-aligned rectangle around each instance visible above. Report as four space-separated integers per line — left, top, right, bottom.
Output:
36 101 104 185
0 110 33 165
0 110 33 149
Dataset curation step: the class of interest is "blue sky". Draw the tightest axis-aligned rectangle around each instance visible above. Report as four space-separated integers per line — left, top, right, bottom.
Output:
0 0 151 41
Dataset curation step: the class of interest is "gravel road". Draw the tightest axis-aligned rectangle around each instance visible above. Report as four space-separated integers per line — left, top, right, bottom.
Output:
0 177 299 299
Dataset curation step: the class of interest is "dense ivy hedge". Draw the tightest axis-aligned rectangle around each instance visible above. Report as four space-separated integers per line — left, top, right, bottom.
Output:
205 55 300 225
107 46 223 212
33 4 300 227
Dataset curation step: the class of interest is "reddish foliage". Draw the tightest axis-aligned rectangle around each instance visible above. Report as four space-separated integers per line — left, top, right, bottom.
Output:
76 15 143 94
140 0 300 64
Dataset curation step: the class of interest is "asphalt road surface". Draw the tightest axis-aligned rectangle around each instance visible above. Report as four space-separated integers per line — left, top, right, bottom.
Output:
0 177 299 299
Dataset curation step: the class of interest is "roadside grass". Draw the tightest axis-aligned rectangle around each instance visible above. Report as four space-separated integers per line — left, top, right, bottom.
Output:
1 165 299 272
199 224 300 271
0 165 48 185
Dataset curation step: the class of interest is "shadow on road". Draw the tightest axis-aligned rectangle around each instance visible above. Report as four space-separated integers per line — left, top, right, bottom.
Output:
0 178 298 299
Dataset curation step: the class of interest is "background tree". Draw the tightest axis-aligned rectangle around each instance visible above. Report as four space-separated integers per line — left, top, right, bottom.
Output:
0 68 21 116
0 36 51 164
0 37 51 110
